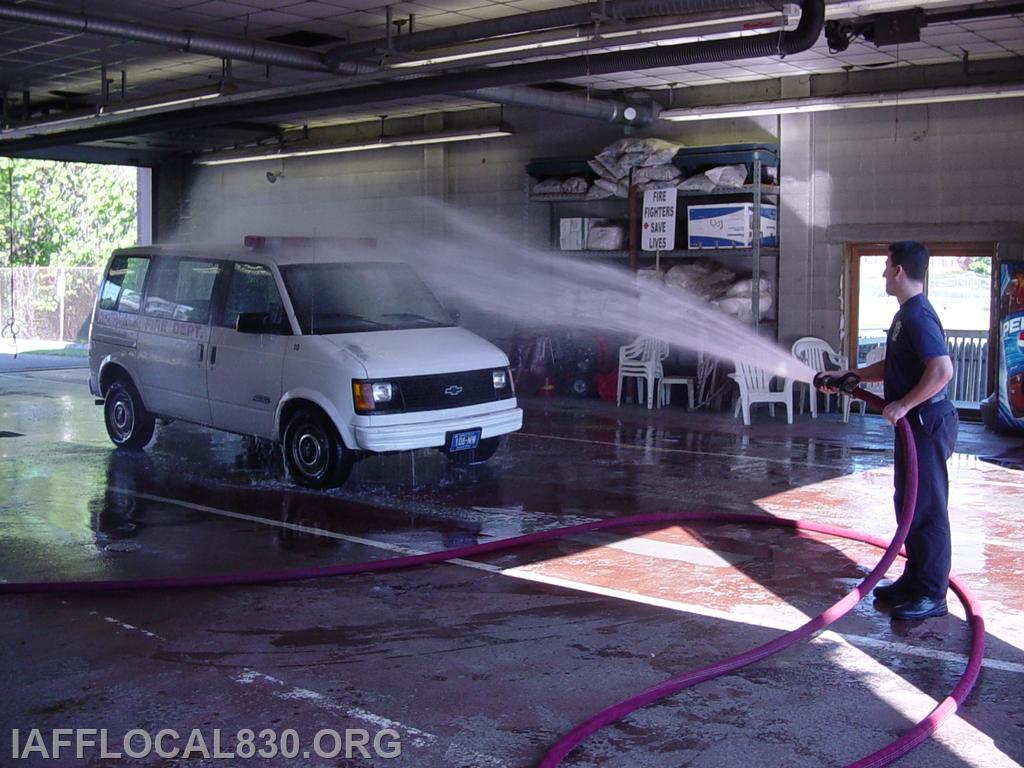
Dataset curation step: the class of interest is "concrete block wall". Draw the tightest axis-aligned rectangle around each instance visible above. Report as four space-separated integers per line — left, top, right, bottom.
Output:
779 99 1024 352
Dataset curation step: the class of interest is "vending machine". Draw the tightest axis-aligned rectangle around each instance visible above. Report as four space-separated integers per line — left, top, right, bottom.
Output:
997 261 1024 432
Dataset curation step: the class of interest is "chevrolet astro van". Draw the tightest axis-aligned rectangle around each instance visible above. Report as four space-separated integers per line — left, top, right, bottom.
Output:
88 243 522 488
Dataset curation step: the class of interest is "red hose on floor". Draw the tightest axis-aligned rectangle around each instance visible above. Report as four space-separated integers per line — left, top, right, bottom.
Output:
0 388 985 767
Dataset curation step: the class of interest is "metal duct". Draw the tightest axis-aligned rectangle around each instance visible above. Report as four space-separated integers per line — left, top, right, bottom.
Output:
324 0 772 67
0 1 372 74
0 0 822 152
461 86 660 125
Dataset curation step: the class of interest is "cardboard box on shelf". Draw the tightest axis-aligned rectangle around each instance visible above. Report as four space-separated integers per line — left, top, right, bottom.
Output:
587 224 626 250
687 203 777 249
559 218 591 250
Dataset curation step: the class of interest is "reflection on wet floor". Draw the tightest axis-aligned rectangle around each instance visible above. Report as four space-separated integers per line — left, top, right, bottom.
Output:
1 368 1023 767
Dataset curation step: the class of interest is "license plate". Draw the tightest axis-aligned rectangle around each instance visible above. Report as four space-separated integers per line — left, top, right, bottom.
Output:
447 428 481 452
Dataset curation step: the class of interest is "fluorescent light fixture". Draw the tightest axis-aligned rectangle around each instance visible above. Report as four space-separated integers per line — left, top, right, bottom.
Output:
391 36 586 67
194 126 513 166
661 83 1024 121
101 90 221 116
388 10 784 69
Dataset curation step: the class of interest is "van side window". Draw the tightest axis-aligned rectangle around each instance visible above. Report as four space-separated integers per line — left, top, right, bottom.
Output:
220 263 286 332
144 258 221 324
98 255 150 313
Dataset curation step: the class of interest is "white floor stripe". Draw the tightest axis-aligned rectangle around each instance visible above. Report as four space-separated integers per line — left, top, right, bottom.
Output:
232 669 438 748
107 486 1024 677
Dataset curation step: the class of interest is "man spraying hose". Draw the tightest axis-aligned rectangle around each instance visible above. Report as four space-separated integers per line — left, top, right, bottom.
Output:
820 241 957 621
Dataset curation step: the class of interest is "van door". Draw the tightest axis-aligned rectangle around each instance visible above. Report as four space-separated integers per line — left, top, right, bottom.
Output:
207 262 288 438
137 256 222 425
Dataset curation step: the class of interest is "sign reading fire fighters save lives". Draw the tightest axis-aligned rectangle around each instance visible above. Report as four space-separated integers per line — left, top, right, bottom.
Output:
641 188 677 251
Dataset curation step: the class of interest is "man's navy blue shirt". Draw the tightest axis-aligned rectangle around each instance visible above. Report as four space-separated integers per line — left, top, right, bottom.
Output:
884 293 949 403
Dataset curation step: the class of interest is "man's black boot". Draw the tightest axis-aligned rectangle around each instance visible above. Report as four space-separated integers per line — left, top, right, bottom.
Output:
892 596 948 621
873 580 913 604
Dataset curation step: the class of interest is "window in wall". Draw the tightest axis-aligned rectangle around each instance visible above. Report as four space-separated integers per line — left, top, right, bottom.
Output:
847 243 996 407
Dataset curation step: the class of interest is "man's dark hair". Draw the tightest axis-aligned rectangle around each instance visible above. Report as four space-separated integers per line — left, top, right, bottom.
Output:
889 241 929 282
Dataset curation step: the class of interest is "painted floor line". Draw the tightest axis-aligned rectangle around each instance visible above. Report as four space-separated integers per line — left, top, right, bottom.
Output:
233 669 438 748
107 486 1024 677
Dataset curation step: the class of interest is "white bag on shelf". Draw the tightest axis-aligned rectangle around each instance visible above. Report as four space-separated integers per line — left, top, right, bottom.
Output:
633 165 682 183
678 172 717 192
532 178 564 194
705 164 748 188
562 176 589 194
725 277 773 297
585 184 614 200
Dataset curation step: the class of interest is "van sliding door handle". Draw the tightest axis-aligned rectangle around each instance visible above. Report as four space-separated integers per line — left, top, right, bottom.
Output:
210 346 217 365
198 343 204 362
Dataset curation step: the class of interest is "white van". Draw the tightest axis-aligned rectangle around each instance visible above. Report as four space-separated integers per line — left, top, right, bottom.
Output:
88 242 522 488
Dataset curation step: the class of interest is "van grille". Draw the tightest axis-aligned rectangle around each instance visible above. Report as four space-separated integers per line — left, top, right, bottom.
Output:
388 369 512 413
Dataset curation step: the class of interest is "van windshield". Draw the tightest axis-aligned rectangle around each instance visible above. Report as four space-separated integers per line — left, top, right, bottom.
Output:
280 262 455 335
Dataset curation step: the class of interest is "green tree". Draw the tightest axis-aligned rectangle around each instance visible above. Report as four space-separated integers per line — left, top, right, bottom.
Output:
0 158 137 267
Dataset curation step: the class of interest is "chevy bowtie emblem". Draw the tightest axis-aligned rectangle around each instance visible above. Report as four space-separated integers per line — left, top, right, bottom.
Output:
444 385 463 397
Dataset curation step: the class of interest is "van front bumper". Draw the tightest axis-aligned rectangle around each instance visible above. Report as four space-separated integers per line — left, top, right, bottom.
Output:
355 406 523 453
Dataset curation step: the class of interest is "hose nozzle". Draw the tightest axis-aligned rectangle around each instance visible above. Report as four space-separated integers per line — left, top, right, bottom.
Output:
813 371 861 394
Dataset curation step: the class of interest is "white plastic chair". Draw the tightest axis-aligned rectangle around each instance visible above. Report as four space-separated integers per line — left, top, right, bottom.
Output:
792 336 851 422
659 375 695 410
617 336 668 409
851 345 886 416
728 360 793 426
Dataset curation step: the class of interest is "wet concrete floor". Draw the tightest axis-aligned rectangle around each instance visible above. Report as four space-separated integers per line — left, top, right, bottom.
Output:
1 364 1022 767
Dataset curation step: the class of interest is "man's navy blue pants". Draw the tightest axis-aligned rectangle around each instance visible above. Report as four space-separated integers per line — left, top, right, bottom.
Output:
892 398 959 600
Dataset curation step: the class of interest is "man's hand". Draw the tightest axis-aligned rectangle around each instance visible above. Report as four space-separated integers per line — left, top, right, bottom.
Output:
882 399 910 425
816 370 851 394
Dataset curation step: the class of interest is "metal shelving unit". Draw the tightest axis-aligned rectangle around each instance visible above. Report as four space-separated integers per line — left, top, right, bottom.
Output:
528 143 780 334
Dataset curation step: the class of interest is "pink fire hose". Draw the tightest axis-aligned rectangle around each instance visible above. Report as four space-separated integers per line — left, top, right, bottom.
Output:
0 387 985 767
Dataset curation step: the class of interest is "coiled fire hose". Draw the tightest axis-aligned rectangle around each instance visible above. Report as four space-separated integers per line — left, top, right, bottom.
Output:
0 383 985 767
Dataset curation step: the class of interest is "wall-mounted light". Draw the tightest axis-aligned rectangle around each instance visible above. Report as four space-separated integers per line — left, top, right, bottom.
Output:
660 83 1024 121
266 170 284 183
194 125 513 166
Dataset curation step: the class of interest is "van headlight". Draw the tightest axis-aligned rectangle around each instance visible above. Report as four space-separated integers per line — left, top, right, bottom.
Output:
493 368 514 395
353 380 397 413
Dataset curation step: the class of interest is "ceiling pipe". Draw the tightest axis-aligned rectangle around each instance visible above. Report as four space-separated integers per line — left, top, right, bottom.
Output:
460 86 660 125
0 0 753 125
324 0 771 66
0 1 372 75
0 0 822 152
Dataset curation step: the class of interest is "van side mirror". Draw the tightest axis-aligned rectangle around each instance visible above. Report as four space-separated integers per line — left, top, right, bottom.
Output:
236 312 269 334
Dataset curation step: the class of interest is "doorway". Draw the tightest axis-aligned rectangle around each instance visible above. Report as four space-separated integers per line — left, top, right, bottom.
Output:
847 243 996 409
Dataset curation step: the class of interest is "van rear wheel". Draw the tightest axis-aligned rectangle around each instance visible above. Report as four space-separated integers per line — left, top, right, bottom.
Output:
104 379 155 450
283 408 352 489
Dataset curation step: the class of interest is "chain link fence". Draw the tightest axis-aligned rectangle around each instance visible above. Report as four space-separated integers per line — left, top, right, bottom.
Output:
0 267 103 342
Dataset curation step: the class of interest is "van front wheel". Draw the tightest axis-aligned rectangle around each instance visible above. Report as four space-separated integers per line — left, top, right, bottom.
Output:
283 409 352 489
104 379 155 450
